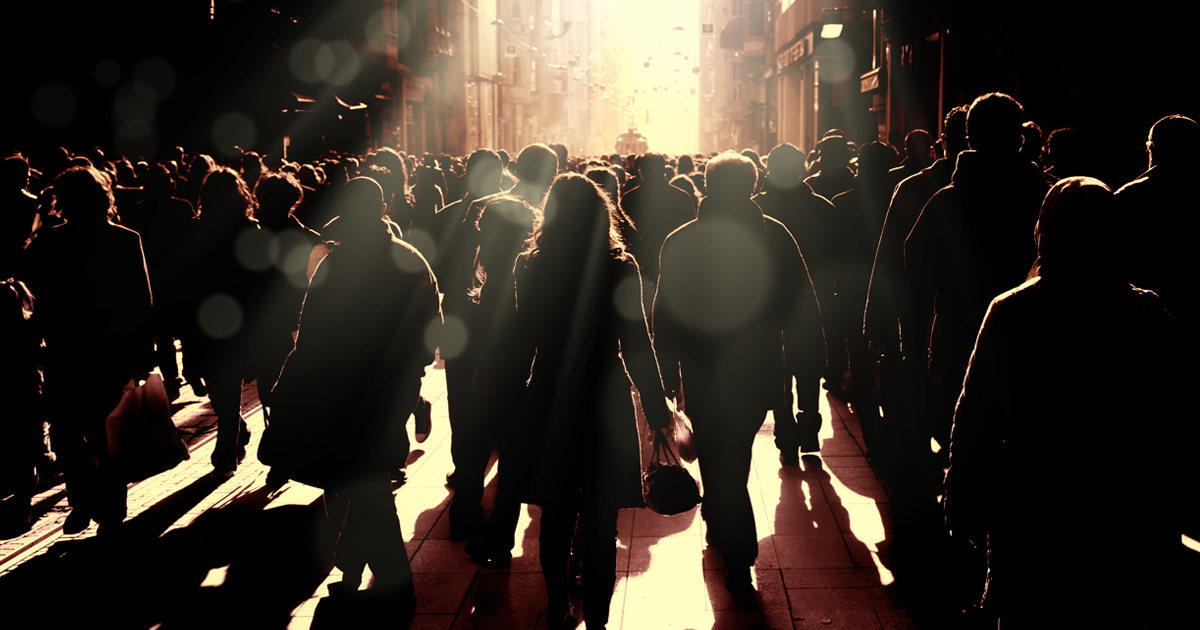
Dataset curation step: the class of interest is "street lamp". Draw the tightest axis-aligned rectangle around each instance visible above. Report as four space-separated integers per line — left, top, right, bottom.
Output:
821 8 844 38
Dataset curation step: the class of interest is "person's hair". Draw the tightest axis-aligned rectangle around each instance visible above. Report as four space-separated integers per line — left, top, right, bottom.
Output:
362 164 396 206
143 163 175 196
465 149 503 194
254 172 304 223
677 154 694 175
966 92 1025 153
1020 121 1044 163
187 154 218 191
766 143 806 182
2 154 31 189
705 151 758 199
943 106 970 155
670 174 701 214
514 143 559 191
858 141 899 174
51 165 116 222
904 130 932 160
199 166 256 221
327 176 387 242
548 143 568 172
1148 114 1200 167
524 172 629 263
636 153 667 177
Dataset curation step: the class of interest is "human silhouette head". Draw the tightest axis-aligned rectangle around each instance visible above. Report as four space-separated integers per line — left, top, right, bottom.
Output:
815 135 853 169
765 143 806 188
253 172 304 226
858 141 899 176
1034 176 1115 272
199 167 256 221
704 151 758 202
585 166 621 207
142 163 175 197
677 154 694 175
330 177 388 244
1020 121 1044 165
464 149 503 197
904 130 933 163
1147 114 1199 168
548 143 569 174
966 92 1025 154
51 166 116 223
513 143 559 204
943 106 970 157
635 153 668 182
2 154 31 190
534 173 621 260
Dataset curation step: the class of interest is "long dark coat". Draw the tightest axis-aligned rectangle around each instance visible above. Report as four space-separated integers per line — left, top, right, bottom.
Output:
509 253 667 510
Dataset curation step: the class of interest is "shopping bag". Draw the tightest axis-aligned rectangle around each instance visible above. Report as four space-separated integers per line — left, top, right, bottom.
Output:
106 374 191 483
642 431 701 516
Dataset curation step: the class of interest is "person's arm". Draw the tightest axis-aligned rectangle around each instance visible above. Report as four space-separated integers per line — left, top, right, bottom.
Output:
943 297 1011 549
652 235 681 399
615 260 670 431
473 256 536 394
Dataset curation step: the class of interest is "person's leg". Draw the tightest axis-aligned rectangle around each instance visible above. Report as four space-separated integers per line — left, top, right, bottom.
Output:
691 404 762 571
579 497 619 629
773 368 799 463
44 373 127 528
445 355 491 536
355 475 414 595
539 482 582 623
206 364 244 473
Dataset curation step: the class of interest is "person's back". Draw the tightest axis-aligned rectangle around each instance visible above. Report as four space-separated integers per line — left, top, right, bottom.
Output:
944 177 1188 627
621 153 695 281
1113 114 1199 353
904 94 1049 450
0 156 41 279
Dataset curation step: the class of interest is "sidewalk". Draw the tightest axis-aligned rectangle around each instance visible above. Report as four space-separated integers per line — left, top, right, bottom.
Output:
0 359 957 630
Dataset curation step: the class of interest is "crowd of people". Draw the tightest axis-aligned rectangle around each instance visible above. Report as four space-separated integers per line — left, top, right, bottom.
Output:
0 93 1193 628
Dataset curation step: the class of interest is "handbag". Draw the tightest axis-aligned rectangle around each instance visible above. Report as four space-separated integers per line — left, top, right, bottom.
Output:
105 374 191 483
642 430 701 516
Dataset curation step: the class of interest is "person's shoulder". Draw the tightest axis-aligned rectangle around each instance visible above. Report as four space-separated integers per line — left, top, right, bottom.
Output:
1114 169 1153 198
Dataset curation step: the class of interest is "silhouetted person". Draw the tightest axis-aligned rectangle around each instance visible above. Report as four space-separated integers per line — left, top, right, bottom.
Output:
586 166 640 252
830 141 898 449
944 177 1190 628
1 154 40 278
0 278 40 538
21 165 154 535
1114 114 1199 354
805 135 856 201
864 107 969 451
755 143 835 461
620 153 695 287
655 152 822 591
905 92 1050 457
500 174 669 629
272 176 440 606
427 149 504 280
185 167 261 477
889 130 933 183
126 164 197 394
1043 127 1083 180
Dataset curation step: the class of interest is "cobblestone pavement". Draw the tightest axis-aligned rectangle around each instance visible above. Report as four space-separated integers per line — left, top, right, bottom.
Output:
1 353 986 630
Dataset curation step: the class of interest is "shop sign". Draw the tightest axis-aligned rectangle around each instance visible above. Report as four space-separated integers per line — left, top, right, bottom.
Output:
776 31 813 73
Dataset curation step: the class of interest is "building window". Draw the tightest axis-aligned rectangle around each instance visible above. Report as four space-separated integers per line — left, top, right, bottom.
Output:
511 0 520 19
732 0 745 17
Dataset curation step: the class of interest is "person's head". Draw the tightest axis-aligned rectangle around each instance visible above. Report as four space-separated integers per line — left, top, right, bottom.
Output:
548 143 569 173
815 135 854 168
51 166 116 223
2 154 31 190
187 154 218 189
635 153 668 181
857 141 899 177
585 166 621 207
904 130 933 163
765 143 806 187
477 195 537 269
241 151 264 185
942 106 969 157
465 149 503 197
741 148 764 171
142 163 175 197
328 176 388 243
704 151 758 202
966 92 1025 154
670 174 701 213
253 172 304 225
1147 114 1200 168
361 164 396 208
513 143 559 203
677 154 694 175
199 167 256 221
1034 176 1115 272
531 172 624 261
368 147 406 189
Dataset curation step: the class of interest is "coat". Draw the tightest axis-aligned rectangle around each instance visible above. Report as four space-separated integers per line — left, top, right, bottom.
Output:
507 252 668 509
654 196 824 418
269 230 441 479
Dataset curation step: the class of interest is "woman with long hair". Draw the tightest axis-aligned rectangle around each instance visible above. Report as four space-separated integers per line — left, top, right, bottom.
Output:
507 173 671 630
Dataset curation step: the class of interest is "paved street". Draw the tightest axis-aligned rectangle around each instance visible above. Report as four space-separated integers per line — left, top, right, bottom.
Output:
7 350 1172 629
